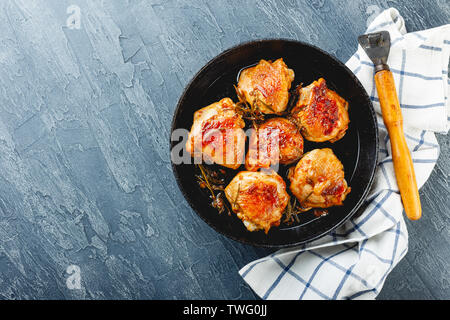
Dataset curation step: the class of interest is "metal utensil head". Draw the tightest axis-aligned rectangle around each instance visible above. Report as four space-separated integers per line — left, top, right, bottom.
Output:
358 31 391 72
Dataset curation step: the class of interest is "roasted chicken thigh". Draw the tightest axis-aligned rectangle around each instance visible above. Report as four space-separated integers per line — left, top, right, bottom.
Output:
225 170 290 233
245 117 304 171
288 148 351 209
237 58 295 114
186 98 246 169
291 78 349 142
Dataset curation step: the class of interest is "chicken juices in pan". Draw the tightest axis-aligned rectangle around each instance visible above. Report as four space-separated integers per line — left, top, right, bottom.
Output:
245 117 304 171
291 78 349 143
288 148 351 210
237 58 295 114
186 98 246 169
225 171 290 233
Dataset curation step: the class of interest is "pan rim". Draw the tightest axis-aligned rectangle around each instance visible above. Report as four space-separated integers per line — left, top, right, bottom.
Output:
170 38 379 248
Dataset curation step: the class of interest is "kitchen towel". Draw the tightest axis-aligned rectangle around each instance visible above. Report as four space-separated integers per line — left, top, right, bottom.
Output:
239 8 450 300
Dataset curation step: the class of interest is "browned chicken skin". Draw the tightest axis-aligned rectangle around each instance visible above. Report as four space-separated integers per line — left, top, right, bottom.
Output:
225 170 290 233
288 148 351 209
186 98 246 169
291 78 349 142
245 117 304 171
237 58 295 114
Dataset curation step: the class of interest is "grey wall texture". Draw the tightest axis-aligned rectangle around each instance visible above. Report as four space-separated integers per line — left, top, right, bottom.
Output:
0 0 448 299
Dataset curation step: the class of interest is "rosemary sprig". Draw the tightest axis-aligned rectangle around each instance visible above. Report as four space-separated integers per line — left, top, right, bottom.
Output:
197 164 217 198
195 164 231 215
231 183 241 209
283 196 312 225
253 96 276 114
281 83 302 114
283 197 300 224
233 86 265 128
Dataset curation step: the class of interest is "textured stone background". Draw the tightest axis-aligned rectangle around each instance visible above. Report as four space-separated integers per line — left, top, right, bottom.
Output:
0 0 448 299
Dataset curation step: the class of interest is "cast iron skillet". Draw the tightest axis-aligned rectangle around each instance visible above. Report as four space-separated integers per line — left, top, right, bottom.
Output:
170 39 378 248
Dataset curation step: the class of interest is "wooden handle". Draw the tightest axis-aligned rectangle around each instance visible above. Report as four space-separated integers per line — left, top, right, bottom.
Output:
375 70 422 220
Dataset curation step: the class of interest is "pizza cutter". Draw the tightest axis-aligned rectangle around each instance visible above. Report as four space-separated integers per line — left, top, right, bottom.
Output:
358 31 422 220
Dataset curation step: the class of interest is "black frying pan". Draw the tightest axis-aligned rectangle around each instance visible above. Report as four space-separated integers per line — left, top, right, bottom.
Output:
170 39 378 248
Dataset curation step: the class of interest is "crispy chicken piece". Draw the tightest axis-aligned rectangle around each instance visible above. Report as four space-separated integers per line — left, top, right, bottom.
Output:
225 171 290 233
186 98 246 169
288 148 351 209
245 117 304 171
291 78 349 142
237 58 295 114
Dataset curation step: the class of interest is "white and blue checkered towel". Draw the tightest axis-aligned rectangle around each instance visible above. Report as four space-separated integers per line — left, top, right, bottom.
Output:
239 8 450 300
